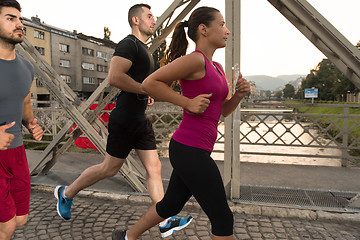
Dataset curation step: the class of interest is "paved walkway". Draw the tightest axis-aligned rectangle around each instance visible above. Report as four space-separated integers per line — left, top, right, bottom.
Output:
17 150 360 239
13 188 360 240
28 150 360 192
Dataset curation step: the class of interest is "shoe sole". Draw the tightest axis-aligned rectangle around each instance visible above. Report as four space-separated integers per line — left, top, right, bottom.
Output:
54 185 69 220
160 217 193 238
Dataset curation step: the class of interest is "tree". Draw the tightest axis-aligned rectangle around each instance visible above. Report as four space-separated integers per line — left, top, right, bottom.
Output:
265 90 271 99
302 59 336 100
151 24 166 71
294 88 303 99
301 58 358 101
274 91 282 99
283 84 295 99
103 26 111 40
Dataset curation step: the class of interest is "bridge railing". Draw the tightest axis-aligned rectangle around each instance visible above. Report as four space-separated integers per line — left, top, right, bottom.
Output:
24 101 360 167
238 102 360 167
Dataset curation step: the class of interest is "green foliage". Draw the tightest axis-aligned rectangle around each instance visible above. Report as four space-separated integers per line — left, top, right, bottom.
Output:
265 90 271 98
294 88 303 99
274 91 282 99
283 84 295 99
23 134 52 150
301 59 358 101
103 26 111 40
151 24 166 71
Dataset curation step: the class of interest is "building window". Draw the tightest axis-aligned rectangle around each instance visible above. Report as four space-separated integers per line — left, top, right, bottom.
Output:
59 59 70 68
82 47 94 56
60 75 71 83
97 51 107 60
97 64 108 72
98 78 105 84
82 62 95 70
59 43 70 53
34 29 45 39
83 77 96 84
35 46 45 55
35 77 43 87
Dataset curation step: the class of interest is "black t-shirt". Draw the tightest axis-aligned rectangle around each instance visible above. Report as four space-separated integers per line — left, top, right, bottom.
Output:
110 34 154 123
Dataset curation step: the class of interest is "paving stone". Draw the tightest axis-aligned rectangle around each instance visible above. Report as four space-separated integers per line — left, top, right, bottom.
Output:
11 189 360 240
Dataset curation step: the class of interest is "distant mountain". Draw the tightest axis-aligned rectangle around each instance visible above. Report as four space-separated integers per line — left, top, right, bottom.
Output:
244 75 285 91
287 76 305 89
277 74 306 83
245 74 306 91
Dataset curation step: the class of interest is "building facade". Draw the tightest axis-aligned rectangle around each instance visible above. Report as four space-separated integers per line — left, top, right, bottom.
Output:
23 16 51 103
23 16 117 103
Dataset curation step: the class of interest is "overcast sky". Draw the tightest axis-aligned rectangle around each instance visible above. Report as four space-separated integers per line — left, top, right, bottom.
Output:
20 0 360 77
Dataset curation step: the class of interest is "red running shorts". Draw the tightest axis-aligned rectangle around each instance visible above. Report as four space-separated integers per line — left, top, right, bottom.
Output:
0 145 30 222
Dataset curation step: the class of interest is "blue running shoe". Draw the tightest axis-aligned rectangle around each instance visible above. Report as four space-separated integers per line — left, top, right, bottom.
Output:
54 185 73 220
159 216 193 238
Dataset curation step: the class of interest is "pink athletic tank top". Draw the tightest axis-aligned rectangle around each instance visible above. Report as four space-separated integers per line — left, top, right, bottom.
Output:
172 50 229 151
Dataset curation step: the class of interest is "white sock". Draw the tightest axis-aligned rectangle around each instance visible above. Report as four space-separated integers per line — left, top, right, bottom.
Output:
159 217 171 227
62 186 68 199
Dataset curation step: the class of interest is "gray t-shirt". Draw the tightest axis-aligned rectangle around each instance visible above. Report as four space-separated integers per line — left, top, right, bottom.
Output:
0 54 34 149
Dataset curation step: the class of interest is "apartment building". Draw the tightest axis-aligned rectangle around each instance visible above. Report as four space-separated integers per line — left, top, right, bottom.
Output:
22 16 51 104
74 33 116 99
23 16 116 103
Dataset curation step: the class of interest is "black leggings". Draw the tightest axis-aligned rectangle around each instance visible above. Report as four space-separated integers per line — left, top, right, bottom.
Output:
156 139 233 236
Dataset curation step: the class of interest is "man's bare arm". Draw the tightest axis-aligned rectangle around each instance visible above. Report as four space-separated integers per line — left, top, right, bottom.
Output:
107 56 147 94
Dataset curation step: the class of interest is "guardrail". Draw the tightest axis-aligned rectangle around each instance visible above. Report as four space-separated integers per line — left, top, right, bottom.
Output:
24 101 360 167
239 102 360 167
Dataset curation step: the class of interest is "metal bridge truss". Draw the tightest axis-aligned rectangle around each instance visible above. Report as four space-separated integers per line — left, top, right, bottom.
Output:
268 0 360 89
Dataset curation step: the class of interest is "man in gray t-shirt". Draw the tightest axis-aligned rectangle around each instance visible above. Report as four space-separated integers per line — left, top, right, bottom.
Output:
0 54 34 149
0 1 43 239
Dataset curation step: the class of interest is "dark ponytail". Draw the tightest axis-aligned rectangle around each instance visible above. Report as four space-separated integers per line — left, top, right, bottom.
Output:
164 21 188 64
164 7 220 64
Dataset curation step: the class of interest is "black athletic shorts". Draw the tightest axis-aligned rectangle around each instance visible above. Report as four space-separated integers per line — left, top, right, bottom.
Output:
106 118 157 159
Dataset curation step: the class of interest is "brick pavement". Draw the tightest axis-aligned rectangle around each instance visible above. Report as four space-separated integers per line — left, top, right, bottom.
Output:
13 188 360 240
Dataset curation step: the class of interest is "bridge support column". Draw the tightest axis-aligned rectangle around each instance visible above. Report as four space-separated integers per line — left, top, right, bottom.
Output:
224 0 241 199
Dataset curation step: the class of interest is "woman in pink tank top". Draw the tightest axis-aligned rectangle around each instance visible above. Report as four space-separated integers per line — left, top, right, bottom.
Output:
112 6 250 240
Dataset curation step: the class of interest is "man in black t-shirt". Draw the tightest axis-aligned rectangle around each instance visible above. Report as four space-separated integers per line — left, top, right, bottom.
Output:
54 4 192 238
